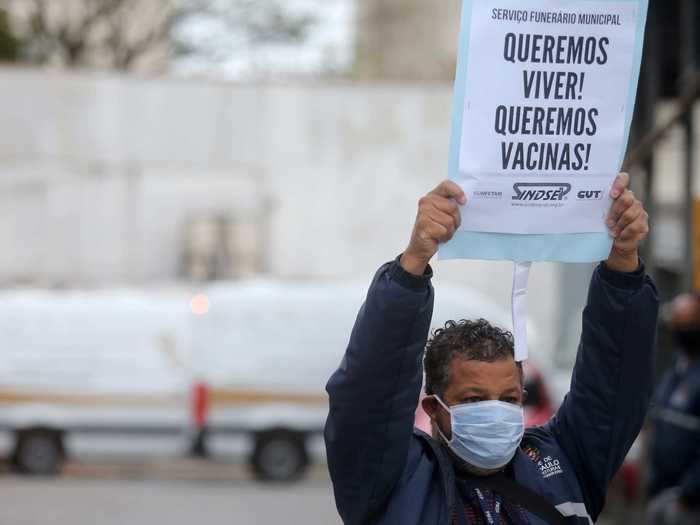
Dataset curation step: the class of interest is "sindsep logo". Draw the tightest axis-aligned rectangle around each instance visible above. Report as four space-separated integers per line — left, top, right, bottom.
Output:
512 183 572 202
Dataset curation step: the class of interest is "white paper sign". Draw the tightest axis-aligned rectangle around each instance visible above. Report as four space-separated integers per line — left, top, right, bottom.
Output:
455 0 641 235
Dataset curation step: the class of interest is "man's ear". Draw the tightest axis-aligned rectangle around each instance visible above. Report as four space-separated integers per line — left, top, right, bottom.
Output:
422 395 439 420
522 389 529 405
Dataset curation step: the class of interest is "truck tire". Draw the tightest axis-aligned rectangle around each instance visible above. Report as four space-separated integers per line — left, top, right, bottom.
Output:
251 430 309 482
13 430 64 476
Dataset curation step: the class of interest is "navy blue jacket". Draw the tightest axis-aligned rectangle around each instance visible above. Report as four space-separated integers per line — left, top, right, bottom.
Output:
325 258 658 525
649 358 700 505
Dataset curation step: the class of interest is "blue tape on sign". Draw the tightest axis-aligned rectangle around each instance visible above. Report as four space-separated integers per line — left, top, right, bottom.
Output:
440 231 612 263
441 0 649 263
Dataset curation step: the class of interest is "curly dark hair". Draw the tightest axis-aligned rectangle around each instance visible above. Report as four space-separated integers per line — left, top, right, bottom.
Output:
424 319 521 397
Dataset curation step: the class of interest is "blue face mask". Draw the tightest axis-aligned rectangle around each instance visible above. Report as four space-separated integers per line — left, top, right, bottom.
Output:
435 396 524 471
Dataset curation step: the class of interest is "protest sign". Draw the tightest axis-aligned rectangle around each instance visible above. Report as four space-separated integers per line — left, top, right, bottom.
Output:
441 0 648 263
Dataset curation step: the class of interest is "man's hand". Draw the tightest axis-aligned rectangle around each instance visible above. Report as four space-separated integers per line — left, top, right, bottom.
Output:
400 181 466 276
605 173 649 273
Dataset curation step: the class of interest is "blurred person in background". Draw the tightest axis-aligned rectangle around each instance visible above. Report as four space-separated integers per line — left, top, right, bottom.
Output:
646 293 700 525
521 363 555 428
325 175 657 525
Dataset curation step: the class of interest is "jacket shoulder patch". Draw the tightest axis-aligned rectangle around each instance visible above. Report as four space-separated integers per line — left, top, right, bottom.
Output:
538 455 564 479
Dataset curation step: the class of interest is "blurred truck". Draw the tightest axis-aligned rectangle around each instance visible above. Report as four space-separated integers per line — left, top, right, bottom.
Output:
0 279 531 481
0 289 194 475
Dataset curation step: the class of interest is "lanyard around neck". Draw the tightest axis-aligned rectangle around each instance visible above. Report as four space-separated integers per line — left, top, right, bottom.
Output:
455 482 503 525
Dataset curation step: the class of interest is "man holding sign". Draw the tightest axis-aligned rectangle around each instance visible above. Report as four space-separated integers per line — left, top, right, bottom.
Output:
326 0 654 522
325 175 656 524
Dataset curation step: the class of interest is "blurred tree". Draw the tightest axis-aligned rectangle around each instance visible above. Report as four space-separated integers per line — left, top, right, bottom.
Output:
172 0 318 74
0 8 20 61
181 0 315 45
1 0 180 71
0 0 316 72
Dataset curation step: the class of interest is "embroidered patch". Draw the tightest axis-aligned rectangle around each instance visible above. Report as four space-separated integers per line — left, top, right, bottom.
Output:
538 455 564 479
522 444 541 464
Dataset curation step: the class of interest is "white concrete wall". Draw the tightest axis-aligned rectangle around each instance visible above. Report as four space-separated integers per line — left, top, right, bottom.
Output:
0 67 587 364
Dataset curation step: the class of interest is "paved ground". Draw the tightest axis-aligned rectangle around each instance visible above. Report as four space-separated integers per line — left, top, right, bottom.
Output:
0 476 341 525
0 460 629 524
0 459 340 525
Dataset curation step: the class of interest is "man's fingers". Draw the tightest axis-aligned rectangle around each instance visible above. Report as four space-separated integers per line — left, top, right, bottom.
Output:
610 172 630 199
418 217 452 243
605 173 650 265
427 208 458 235
429 196 462 229
616 217 650 244
432 180 467 205
610 201 643 237
405 183 464 270
606 190 636 226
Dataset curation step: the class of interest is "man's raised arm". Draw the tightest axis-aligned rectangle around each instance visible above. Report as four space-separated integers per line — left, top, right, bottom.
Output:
547 173 658 522
324 182 465 525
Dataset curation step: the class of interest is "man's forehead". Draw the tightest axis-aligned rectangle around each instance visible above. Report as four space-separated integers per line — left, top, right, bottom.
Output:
445 357 521 396
449 355 517 370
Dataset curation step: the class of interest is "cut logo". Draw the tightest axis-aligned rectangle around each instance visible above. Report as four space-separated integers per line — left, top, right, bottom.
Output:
576 190 604 201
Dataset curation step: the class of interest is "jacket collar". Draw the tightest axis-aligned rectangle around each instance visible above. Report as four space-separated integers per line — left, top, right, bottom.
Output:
413 429 458 524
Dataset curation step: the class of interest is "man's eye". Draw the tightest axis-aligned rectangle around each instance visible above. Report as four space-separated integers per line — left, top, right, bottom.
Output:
502 397 519 404
465 397 484 403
